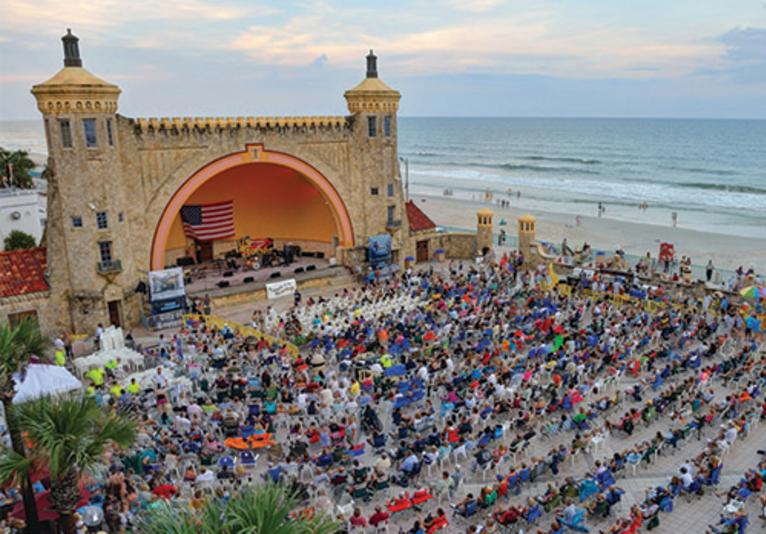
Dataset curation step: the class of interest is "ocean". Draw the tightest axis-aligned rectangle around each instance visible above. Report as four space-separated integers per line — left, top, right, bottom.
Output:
398 117 766 239
2 118 765 238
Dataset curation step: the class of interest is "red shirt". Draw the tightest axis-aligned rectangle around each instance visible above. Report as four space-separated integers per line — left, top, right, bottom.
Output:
152 484 177 500
369 511 390 526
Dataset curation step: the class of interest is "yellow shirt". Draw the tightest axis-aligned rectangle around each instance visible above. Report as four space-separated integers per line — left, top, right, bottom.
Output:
54 350 66 366
127 382 141 395
86 368 104 386
105 359 118 370
110 384 123 397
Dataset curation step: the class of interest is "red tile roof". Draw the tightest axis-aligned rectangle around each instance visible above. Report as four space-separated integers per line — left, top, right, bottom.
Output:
0 247 49 298
406 200 437 232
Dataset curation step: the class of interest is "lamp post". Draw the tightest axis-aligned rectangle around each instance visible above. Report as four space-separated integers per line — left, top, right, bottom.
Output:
399 156 409 201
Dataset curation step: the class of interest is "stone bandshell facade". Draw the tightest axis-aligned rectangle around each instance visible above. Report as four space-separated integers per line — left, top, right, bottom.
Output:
25 34 419 335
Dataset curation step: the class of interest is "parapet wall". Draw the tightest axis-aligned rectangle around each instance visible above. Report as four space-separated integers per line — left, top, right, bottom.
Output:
435 232 477 260
131 115 349 134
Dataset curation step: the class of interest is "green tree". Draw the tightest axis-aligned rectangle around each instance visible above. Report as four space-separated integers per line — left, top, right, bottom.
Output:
0 148 36 189
0 396 136 534
4 230 37 251
139 482 340 534
0 319 48 532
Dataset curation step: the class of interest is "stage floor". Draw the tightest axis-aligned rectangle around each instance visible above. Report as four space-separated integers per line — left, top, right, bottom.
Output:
184 257 333 296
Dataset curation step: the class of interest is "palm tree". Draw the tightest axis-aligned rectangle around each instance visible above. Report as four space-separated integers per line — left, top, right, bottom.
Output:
0 147 36 189
0 319 48 532
139 482 341 534
0 396 136 534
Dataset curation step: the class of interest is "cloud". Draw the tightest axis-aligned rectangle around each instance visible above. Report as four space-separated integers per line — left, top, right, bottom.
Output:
0 0 267 40
311 53 329 68
0 73 52 83
228 8 722 80
697 27 766 83
448 0 506 13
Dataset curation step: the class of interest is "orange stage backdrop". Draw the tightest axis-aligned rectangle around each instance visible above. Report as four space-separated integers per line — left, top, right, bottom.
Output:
164 163 337 260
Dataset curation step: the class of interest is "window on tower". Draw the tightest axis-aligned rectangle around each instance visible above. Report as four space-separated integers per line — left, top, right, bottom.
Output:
106 118 114 146
367 116 377 138
59 119 72 148
384 115 392 137
83 118 97 147
98 241 113 264
96 211 108 229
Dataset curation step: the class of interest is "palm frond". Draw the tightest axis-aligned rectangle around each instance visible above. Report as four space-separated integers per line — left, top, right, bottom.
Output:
13 396 136 478
138 499 227 534
0 447 33 486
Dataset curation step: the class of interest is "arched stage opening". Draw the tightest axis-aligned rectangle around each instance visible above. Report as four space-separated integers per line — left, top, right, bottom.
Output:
150 146 355 271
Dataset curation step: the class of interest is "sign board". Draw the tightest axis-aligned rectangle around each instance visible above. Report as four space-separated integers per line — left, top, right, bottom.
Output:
368 234 392 268
266 278 297 299
145 309 184 331
149 267 186 302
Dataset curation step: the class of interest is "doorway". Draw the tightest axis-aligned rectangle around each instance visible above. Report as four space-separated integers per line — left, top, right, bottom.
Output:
107 300 122 327
416 240 429 263
196 240 214 263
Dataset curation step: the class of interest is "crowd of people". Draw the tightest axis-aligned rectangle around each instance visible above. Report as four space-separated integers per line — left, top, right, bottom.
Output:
2 253 765 533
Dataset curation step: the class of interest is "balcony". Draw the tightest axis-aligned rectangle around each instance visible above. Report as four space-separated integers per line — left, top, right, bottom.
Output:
97 260 122 273
386 219 402 229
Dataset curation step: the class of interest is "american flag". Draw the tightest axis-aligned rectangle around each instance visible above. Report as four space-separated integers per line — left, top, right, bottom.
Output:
180 201 235 241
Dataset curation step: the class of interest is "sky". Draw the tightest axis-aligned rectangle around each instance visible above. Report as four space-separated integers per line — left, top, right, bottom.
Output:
0 0 765 119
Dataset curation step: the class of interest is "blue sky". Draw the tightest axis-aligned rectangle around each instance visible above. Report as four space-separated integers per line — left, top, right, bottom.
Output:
0 0 764 119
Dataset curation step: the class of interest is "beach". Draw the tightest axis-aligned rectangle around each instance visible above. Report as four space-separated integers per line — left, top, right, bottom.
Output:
413 193 766 274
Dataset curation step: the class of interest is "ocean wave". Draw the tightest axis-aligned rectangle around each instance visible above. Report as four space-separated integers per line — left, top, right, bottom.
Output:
660 165 738 177
470 162 601 175
406 151 445 157
524 155 601 165
678 182 766 195
424 161 602 175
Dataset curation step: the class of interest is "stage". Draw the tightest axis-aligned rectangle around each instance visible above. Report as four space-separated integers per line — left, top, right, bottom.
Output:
182 257 351 302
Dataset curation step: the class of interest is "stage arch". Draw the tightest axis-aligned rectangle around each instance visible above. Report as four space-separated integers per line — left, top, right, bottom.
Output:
150 144 355 271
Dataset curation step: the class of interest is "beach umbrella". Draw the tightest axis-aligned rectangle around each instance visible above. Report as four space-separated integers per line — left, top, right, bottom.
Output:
739 286 766 300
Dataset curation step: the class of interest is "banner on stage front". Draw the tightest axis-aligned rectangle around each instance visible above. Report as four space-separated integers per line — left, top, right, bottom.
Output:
266 278 297 299
149 267 186 302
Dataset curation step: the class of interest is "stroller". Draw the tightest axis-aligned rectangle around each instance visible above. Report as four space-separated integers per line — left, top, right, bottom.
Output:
362 405 383 434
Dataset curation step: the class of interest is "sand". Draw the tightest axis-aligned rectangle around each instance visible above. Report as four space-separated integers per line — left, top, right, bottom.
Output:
413 194 766 274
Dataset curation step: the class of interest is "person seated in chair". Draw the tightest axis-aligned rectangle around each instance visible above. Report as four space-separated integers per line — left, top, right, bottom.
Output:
424 508 447 532
453 493 477 516
368 506 390 528
401 450 421 477
493 504 521 525
471 444 493 473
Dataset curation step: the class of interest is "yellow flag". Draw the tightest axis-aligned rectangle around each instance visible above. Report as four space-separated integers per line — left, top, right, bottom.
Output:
548 263 560 285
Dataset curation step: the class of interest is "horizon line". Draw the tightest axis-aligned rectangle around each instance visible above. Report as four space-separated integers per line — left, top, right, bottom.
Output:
2 115 765 122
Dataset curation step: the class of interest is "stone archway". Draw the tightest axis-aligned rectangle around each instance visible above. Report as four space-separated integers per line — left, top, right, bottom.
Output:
150 144 355 270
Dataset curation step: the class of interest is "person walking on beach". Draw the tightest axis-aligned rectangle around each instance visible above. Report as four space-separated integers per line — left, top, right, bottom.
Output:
672 211 678 227
706 260 714 283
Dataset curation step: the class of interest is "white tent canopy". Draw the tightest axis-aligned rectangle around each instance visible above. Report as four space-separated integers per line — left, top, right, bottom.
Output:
13 364 82 405
72 326 144 377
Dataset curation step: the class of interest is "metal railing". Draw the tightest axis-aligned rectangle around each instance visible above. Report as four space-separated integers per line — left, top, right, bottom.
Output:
97 259 122 273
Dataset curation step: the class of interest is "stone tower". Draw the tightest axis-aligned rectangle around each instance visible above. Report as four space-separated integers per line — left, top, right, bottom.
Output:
518 214 536 266
476 208 494 256
31 29 140 332
344 51 405 255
